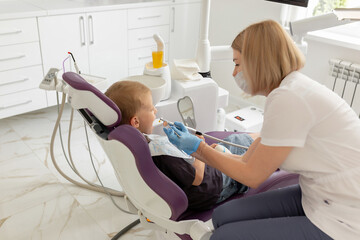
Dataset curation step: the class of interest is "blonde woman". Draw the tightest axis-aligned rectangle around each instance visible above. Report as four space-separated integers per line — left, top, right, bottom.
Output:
164 20 360 239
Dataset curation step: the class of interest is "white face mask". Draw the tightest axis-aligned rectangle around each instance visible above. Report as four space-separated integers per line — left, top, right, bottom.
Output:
234 72 252 94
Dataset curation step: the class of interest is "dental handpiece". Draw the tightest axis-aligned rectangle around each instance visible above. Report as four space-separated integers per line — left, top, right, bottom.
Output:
160 118 198 134
159 118 249 150
160 118 182 138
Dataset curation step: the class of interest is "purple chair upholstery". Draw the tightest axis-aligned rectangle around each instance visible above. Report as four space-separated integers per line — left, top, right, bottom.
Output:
62 72 122 129
107 125 189 220
62 72 299 239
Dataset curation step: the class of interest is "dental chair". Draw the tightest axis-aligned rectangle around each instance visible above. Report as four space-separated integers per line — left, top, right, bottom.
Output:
62 71 299 240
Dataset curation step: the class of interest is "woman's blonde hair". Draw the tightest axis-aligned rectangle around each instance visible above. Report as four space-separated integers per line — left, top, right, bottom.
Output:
105 81 150 125
231 20 305 95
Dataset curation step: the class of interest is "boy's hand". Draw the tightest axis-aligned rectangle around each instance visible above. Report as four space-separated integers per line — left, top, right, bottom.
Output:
196 134 205 142
210 143 218 149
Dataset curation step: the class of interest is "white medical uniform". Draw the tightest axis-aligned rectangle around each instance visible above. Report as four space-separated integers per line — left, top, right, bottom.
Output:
260 71 360 240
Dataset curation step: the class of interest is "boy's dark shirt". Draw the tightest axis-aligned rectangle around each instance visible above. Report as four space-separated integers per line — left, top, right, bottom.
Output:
152 155 223 211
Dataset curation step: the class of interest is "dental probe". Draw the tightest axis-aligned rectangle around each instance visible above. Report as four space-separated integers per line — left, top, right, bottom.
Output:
159 118 249 150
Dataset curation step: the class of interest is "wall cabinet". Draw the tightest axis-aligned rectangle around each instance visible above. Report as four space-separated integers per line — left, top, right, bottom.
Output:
38 10 128 106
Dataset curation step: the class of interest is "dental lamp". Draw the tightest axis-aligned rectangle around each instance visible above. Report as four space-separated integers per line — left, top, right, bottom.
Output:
289 8 359 53
196 0 310 75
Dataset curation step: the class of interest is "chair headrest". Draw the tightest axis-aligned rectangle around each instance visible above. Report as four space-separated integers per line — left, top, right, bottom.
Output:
62 72 121 128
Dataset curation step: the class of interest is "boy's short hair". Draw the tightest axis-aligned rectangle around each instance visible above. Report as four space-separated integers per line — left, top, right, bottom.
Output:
105 81 150 125
231 20 305 95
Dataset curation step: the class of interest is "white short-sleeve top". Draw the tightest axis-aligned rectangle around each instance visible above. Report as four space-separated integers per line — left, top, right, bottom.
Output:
260 71 360 240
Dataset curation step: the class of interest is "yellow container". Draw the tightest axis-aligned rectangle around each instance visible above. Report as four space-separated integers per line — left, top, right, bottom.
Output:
152 51 163 68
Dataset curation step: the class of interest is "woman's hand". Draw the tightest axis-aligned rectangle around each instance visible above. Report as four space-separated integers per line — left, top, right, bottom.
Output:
163 121 203 155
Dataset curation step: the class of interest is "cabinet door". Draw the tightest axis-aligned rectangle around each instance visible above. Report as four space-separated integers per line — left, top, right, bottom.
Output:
38 14 90 76
169 2 201 61
87 10 128 86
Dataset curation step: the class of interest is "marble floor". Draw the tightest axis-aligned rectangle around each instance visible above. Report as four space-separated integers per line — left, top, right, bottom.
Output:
0 105 180 240
0 95 248 240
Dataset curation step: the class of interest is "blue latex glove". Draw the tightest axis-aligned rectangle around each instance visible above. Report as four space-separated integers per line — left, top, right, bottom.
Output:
163 121 202 155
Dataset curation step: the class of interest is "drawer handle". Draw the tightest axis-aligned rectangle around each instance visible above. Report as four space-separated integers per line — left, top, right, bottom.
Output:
0 54 26 62
138 56 152 60
138 36 154 41
172 7 175 33
0 77 29 86
0 99 32 110
79 16 86 46
88 15 94 45
138 15 161 20
0 30 22 36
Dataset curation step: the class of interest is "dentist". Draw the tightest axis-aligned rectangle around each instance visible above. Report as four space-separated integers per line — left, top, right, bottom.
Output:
164 20 360 240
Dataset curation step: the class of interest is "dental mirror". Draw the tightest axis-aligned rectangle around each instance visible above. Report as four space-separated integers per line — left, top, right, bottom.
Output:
177 96 196 128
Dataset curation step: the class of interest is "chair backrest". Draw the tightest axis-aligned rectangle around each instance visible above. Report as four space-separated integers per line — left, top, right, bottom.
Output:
62 72 188 220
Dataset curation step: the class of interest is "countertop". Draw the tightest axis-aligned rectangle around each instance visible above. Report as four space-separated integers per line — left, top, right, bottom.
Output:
305 30 360 51
0 0 175 20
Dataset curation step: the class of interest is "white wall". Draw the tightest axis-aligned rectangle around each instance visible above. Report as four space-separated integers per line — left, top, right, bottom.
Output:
208 0 285 109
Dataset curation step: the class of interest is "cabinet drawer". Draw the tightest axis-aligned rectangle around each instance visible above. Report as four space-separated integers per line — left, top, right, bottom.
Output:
128 25 169 49
0 88 47 119
0 42 42 72
0 66 43 96
0 18 39 47
128 44 169 68
128 6 169 29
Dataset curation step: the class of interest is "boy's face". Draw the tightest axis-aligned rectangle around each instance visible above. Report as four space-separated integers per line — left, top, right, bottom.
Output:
136 91 157 134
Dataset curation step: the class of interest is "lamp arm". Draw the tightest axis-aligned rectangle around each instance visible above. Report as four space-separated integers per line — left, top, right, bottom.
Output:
289 12 351 38
196 0 211 74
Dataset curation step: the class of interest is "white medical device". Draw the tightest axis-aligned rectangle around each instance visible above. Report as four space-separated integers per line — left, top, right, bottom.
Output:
39 68 59 90
225 106 264 133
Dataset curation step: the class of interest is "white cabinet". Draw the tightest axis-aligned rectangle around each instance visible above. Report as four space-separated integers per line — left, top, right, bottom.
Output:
38 13 90 77
38 10 128 105
0 1 203 119
87 11 128 84
0 18 46 119
127 6 170 76
169 1 201 61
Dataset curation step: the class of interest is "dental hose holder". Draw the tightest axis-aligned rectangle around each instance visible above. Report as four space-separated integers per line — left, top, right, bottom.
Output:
143 34 171 100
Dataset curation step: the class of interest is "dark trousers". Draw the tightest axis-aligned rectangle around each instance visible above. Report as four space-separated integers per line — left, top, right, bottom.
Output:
211 185 333 240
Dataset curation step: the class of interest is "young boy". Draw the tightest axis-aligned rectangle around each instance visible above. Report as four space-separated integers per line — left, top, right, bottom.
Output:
105 81 253 210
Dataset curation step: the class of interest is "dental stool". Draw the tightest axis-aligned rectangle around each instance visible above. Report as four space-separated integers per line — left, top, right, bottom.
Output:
62 72 299 240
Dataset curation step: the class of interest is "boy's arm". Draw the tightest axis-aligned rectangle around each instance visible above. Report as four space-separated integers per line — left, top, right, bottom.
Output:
192 158 205 186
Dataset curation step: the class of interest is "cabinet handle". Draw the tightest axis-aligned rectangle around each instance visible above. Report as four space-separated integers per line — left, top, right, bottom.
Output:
0 77 29 86
0 99 32 110
0 54 26 62
172 7 175 33
138 15 161 20
138 56 152 60
88 15 94 45
0 29 22 36
79 16 86 46
138 36 154 41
